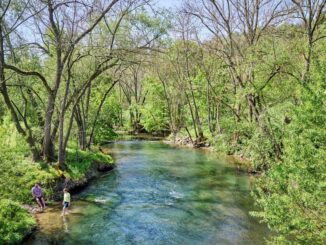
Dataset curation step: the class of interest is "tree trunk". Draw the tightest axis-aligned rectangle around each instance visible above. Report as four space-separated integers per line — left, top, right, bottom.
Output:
43 93 56 161
58 76 71 168
188 79 204 143
184 91 198 139
74 106 86 151
87 81 117 148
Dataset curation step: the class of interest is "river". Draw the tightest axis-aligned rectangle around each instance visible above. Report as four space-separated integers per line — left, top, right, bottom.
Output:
26 140 270 244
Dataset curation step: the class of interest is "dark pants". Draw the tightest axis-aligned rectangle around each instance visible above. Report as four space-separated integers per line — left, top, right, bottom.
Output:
36 196 45 208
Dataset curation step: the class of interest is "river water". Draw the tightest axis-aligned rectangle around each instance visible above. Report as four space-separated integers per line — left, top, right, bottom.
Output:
26 140 270 245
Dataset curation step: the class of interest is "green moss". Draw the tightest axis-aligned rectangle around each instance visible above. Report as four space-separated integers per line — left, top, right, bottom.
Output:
84 194 97 202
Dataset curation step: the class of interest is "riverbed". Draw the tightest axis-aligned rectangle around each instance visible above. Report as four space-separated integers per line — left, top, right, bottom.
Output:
25 140 270 244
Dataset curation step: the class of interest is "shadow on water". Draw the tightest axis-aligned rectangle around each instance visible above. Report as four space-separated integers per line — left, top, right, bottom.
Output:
25 141 270 245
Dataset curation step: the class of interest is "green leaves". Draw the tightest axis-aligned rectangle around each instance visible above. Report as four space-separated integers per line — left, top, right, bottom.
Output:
140 76 169 132
253 70 326 244
0 199 36 244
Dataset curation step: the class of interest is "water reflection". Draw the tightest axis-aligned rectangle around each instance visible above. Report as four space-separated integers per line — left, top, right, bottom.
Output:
62 216 69 233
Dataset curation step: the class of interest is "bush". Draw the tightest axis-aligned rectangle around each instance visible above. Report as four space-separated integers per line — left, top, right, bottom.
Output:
0 199 36 244
252 83 326 244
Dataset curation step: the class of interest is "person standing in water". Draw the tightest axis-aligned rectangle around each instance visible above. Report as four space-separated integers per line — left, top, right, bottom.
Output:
62 188 71 216
31 183 46 212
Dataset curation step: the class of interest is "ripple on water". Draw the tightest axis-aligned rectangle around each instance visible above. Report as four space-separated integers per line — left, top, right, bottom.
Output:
25 141 270 245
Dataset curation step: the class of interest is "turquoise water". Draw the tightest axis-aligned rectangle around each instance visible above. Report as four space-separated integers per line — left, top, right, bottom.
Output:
26 141 270 244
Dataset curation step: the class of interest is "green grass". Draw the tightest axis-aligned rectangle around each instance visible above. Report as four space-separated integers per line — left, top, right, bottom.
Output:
0 148 114 244
0 126 114 244
64 148 114 180
0 151 59 205
0 147 114 204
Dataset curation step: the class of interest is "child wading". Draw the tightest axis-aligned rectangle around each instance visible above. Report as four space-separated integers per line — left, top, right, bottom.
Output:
31 183 46 212
62 188 71 216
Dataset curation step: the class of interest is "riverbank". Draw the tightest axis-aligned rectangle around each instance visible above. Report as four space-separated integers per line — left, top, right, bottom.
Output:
24 140 271 244
51 149 115 201
163 134 256 173
0 147 114 244
102 132 165 144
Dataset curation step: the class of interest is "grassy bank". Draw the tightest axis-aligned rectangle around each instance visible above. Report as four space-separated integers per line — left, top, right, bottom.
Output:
0 131 114 244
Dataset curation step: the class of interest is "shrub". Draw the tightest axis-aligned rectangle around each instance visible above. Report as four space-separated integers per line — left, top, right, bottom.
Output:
0 199 36 244
252 83 326 244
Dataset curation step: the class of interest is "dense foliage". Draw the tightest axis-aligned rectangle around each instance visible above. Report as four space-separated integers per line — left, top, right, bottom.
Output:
0 199 36 244
1 0 326 244
252 77 326 244
0 117 114 244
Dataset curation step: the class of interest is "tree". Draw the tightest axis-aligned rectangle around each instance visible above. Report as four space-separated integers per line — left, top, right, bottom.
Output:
252 74 326 243
0 0 43 161
290 0 326 82
1 0 154 165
